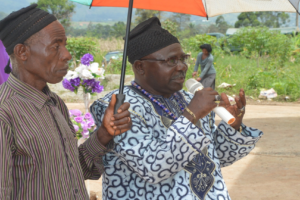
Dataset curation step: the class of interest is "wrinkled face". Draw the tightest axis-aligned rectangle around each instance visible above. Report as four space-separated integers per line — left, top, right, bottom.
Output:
202 48 209 56
140 43 188 95
25 21 72 84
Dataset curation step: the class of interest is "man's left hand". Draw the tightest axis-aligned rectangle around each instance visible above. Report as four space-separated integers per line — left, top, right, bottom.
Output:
220 89 246 130
97 94 132 146
196 77 201 81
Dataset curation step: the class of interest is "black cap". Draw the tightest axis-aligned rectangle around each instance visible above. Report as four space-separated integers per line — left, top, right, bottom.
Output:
127 17 180 64
0 4 57 55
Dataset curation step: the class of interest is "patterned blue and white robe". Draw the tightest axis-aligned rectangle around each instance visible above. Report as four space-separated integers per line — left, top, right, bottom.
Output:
91 86 263 200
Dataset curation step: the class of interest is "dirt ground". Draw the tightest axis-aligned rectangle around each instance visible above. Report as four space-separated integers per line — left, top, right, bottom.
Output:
67 103 300 200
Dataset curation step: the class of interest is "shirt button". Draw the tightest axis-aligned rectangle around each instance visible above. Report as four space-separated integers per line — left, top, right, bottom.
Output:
74 189 78 194
70 163 73 167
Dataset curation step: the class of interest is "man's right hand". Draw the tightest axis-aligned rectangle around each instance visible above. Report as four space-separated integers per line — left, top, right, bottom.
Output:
183 88 218 123
192 71 197 77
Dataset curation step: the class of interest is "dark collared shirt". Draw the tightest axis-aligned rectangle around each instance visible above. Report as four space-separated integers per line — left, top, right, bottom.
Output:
0 75 107 200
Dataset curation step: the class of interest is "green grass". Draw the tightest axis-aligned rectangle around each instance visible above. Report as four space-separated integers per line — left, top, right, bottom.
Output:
188 54 300 101
95 50 300 101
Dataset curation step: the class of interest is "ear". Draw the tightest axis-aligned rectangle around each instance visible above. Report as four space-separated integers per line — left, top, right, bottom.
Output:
13 44 30 62
133 60 145 76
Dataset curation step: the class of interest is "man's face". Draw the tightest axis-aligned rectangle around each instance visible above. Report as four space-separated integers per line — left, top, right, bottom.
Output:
25 21 71 84
140 43 188 96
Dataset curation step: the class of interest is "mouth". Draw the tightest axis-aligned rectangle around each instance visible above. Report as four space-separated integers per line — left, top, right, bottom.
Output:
57 67 69 75
172 75 185 83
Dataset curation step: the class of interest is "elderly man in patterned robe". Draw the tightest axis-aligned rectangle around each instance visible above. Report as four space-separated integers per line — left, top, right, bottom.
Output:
91 17 263 200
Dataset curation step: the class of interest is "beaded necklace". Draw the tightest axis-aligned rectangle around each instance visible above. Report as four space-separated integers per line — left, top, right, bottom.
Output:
131 81 185 120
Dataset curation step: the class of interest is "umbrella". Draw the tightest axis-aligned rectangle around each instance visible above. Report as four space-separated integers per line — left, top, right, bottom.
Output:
289 0 300 14
69 0 300 112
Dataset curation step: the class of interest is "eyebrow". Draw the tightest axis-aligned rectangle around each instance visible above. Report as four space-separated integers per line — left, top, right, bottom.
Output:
51 37 67 44
167 52 186 57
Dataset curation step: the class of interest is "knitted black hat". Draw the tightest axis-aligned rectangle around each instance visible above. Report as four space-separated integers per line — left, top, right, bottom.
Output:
0 4 57 73
127 17 180 64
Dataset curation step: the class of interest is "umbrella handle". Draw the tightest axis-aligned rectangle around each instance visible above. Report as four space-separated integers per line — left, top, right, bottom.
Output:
114 94 126 114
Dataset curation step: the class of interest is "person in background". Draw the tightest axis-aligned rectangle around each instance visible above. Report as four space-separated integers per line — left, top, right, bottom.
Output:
192 44 216 89
0 40 10 85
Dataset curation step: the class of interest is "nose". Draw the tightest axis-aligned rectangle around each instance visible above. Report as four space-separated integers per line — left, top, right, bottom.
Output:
61 46 72 62
176 61 188 71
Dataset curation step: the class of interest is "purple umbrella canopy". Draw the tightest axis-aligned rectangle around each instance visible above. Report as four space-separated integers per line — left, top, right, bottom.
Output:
0 40 10 85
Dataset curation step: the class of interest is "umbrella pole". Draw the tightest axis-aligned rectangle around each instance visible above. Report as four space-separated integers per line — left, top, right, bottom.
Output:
114 0 134 114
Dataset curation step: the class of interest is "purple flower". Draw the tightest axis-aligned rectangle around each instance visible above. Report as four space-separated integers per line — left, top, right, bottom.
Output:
81 53 94 66
70 77 81 87
74 116 84 123
83 79 96 86
62 79 75 92
81 129 90 138
84 113 92 120
92 82 104 93
87 119 95 128
70 109 82 117
73 124 79 132
81 121 88 131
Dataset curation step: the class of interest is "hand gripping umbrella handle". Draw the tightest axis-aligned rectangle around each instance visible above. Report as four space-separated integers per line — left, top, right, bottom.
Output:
114 94 126 114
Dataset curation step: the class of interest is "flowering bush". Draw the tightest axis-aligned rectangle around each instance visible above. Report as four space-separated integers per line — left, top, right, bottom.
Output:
63 53 105 95
69 109 96 139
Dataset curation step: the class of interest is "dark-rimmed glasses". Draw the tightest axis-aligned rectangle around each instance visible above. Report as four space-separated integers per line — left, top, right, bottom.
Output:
140 54 190 67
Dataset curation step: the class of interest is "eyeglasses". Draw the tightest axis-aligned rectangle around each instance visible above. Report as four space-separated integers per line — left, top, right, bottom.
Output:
140 54 190 67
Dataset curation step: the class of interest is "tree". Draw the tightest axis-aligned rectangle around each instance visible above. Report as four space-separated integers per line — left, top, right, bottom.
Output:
161 19 178 37
111 22 126 38
235 12 290 28
206 24 219 33
256 12 290 28
134 9 164 24
215 16 232 34
235 12 261 28
36 0 75 28
171 13 191 31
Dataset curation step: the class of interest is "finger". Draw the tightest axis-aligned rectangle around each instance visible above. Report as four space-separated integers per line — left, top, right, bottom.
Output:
113 123 132 131
112 117 131 126
114 110 131 120
240 89 246 106
114 128 131 135
209 90 219 95
221 93 231 107
117 102 130 113
235 96 243 109
108 94 116 110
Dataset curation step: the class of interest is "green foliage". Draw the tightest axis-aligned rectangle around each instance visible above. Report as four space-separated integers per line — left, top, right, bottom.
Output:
226 27 292 67
105 58 133 75
235 12 290 28
66 37 99 67
215 16 232 34
182 34 223 57
67 21 126 39
37 0 75 28
161 20 179 37
134 9 163 24
171 13 191 31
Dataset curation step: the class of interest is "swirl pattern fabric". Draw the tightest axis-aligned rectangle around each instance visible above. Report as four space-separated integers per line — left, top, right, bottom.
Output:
91 87 263 200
